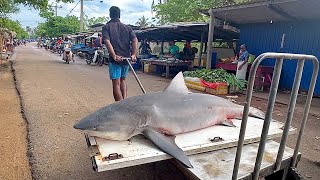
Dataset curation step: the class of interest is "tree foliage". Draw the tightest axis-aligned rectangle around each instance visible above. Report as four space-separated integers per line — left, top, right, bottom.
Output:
135 16 151 29
0 0 73 18
35 15 80 37
84 15 109 30
0 18 28 39
153 0 242 24
36 8 110 37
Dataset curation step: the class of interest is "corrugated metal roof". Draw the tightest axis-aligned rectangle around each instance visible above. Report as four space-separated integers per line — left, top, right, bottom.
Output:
134 22 239 41
203 0 320 25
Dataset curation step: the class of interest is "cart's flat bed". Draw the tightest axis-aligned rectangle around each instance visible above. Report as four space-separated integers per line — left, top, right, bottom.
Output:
174 140 299 180
86 117 296 172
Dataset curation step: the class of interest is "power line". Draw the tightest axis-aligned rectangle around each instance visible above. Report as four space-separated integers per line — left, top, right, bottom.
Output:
84 5 102 14
67 0 81 16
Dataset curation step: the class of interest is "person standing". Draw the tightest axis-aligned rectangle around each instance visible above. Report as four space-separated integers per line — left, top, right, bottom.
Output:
236 44 249 80
102 6 138 101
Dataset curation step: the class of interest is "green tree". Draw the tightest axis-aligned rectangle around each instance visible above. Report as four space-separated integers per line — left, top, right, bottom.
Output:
35 15 80 37
35 7 80 37
153 0 241 24
0 0 73 18
0 18 28 39
84 16 109 30
135 16 150 29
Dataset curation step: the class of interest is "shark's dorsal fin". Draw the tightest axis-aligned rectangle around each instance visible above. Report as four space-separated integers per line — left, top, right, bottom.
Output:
163 72 189 94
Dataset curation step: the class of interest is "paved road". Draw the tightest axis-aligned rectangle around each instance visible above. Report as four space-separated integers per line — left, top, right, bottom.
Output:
13 43 174 179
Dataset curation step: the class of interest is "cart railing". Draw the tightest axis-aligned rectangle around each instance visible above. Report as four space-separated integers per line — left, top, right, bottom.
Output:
231 53 319 180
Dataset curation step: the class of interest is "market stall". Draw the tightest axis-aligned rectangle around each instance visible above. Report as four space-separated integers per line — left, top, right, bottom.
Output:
135 22 239 78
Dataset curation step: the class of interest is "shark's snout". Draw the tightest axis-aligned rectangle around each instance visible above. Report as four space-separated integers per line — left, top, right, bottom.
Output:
73 118 95 130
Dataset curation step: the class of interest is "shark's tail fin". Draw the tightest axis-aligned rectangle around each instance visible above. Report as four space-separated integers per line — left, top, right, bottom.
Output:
249 107 265 120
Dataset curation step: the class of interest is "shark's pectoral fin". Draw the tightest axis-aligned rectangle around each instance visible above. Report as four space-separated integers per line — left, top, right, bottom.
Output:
142 127 193 168
220 119 236 127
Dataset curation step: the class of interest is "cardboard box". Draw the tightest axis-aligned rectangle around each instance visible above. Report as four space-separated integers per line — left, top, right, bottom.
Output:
205 84 228 95
185 83 206 92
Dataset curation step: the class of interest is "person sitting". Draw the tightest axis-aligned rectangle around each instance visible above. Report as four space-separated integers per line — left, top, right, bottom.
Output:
92 33 103 63
169 41 180 59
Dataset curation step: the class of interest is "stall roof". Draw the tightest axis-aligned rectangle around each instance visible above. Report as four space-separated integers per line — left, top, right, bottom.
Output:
134 22 239 41
202 0 320 25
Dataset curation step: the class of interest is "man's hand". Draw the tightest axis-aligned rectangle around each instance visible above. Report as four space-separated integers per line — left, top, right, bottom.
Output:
131 54 137 62
113 55 122 62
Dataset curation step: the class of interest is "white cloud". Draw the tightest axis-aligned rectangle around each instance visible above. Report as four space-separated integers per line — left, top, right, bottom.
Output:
11 0 156 28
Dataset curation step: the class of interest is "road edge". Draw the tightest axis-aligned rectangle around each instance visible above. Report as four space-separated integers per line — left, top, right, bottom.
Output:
9 58 36 180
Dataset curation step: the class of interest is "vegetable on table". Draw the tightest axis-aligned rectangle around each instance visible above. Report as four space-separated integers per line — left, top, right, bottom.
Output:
183 68 247 91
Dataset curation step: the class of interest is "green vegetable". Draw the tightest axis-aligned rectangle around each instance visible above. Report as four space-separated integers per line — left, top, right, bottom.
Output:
183 68 247 91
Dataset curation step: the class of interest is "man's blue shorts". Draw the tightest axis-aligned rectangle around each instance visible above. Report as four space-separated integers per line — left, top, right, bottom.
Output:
109 62 129 80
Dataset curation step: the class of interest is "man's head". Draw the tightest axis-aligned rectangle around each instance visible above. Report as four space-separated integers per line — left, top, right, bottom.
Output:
109 6 120 19
98 32 102 37
169 41 175 46
240 44 246 51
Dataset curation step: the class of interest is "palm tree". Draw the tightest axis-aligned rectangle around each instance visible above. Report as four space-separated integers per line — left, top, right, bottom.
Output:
135 16 150 29
26 26 32 39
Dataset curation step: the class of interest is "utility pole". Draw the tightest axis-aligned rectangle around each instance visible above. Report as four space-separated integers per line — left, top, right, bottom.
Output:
80 0 84 32
48 2 62 16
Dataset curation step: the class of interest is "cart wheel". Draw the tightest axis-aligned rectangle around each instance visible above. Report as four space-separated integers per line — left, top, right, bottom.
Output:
286 167 303 180
86 60 91 65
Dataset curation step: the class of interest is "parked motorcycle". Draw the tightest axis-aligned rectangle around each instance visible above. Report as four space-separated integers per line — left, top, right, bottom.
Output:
85 47 106 66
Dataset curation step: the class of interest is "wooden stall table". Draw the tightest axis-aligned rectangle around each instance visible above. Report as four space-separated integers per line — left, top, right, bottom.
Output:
216 62 274 90
141 59 192 78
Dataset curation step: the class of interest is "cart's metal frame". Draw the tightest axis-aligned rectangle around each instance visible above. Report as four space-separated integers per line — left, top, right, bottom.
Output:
232 53 319 180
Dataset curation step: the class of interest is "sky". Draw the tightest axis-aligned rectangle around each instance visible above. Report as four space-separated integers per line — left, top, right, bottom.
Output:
10 0 155 29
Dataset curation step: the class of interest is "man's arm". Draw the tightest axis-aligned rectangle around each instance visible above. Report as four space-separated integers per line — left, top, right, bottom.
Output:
131 37 138 61
105 39 121 61
102 25 121 61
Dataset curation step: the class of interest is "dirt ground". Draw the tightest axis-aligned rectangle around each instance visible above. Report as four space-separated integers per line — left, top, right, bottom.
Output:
0 61 31 180
0 43 319 179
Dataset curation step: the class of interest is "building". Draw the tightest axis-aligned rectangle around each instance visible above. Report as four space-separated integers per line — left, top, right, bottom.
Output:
203 0 320 96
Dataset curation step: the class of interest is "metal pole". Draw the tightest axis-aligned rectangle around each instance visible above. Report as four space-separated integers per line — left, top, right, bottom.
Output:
80 0 84 32
198 31 204 67
206 9 214 70
231 53 265 180
124 58 146 94
292 58 319 167
275 59 305 171
252 58 283 180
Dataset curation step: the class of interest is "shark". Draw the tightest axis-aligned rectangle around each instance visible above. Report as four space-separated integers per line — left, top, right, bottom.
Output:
73 72 265 168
